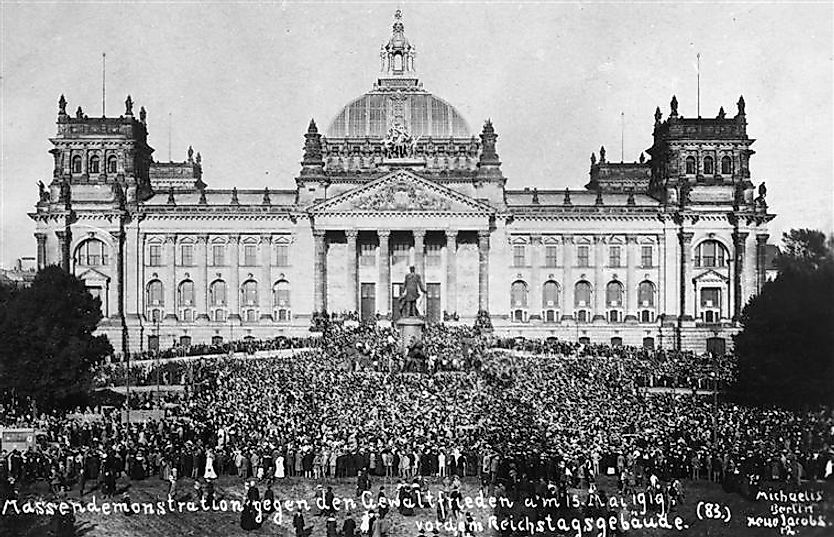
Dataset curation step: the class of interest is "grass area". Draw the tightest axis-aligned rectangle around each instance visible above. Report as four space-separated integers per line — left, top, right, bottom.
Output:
2 475 832 536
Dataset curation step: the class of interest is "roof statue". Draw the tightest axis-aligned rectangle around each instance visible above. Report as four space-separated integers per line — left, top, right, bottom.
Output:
125 95 134 116
654 106 662 125
58 94 67 116
230 187 240 206
737 95 746 116
76 106 84 119
262 187 271 206
639 152 645 164
139 106 146 124
717 106 726 119
670 95 679 117
187 145 194 161
590 152 596 165
599 145 606 163
563 188 572 206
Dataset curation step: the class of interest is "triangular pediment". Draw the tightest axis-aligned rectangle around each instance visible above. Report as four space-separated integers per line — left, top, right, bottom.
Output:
76 267 111 283
310 170 495 215
693 268 729 283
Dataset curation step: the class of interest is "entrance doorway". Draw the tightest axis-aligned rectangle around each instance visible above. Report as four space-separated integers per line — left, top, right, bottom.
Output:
426 283 441 324
706 336 726 356
361 283 376 322
391 283 404 322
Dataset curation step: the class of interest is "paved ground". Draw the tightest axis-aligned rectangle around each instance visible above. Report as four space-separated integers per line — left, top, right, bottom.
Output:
2 475 832 536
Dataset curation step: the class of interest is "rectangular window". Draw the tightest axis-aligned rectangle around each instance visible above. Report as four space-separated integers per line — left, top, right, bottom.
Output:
149 245 161 266
392 243 409 264
212 245 225 267
275 244 289 267
426 243 441 266
181 244 193 266
360 243 376 266
544 246 558 268
641 245 653 267
609 246 621 267
577 245 590 267
513 245 526 267
244 244 257 266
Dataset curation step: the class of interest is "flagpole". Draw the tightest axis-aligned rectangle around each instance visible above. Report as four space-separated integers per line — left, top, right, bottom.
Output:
102 52 106 117
697 52 701 118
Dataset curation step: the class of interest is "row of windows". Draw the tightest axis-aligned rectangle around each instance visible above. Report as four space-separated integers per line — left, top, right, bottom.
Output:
509 280 657 309
146 279 290 308
528 309 657 324
146 244 291 267
513 245 654 268
359 243 444 266
684 155 734 176
70 155 118 175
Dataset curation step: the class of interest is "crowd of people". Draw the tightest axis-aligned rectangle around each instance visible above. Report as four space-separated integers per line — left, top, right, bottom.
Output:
1 324 832 535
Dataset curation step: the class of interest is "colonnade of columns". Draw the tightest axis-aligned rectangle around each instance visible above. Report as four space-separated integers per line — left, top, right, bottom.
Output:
312 228 490 316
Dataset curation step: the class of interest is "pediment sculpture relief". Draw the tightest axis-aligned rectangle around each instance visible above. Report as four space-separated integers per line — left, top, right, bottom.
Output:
351 181 451 211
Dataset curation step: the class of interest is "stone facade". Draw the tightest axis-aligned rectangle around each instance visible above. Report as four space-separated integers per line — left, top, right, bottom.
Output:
29 12 773 354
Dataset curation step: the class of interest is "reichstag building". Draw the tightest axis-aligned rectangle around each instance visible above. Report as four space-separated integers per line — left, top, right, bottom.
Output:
30 11 774 355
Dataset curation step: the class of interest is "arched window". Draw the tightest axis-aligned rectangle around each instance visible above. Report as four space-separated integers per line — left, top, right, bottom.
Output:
241 280 258 306
209 280 226 306
147 280 163 306
542 281 560 308
89 155 100 174
721 156 733 175
638 281 655 307
71 155 82 174
685 156 696 175
695 240 728 268
574 281 591 307
178 280 194 307
703 156 714 175
606 281 623 307
510 281 528 308
273 280 291 322
107 156 118 174
74 238 108 266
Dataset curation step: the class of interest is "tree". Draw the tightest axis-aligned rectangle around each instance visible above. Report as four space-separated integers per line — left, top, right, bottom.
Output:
732 229 834 408
0 266 113 410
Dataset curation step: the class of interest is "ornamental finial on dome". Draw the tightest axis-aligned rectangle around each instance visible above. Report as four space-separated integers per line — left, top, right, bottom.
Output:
380 9 416 77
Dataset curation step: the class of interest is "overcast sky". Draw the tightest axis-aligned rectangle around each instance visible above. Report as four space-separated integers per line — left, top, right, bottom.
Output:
1 1 832 267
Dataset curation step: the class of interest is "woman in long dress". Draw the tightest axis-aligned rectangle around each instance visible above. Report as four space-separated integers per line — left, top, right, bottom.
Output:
275 455 285 479
204 450 218 481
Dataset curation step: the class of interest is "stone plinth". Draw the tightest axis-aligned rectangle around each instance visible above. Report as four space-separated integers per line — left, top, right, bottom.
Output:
396 316 425 352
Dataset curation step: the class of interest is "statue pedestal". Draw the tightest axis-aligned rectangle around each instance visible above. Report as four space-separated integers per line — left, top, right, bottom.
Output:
396 317 425 352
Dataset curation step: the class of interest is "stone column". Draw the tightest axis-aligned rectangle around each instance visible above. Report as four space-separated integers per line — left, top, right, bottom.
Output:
109 231 123 320
732 231 748 320
228 235 241 320
345 229 359 313
313 230 328 313
445 230 458 317
196 235 209 321
413 229 426 276
593 236 606 321
378 230 391 317
55 230 69 271
35 233 47 270
625 236 638 322
562 236 574 321
260 235 273 321
756 234 769 293
164 234 177 320
679 231 695 321
477 230 490 312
